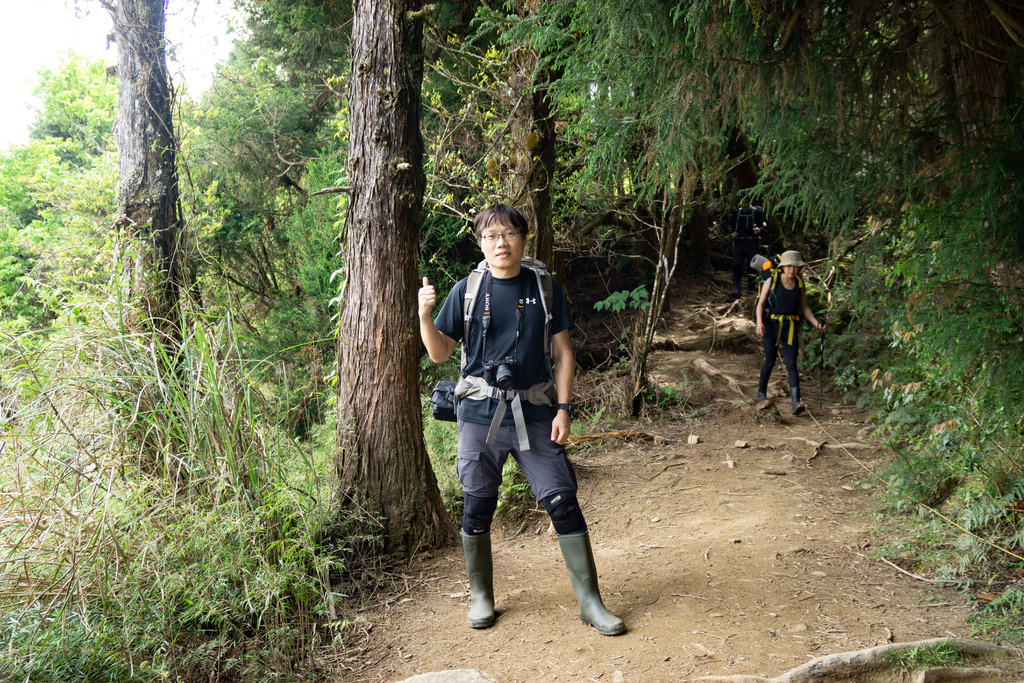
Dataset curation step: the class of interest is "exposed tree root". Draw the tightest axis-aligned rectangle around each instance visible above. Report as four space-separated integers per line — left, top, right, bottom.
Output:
787 436 874 454
693 359 751 402
653 317 754 351
697 638 1012 683
915 667 1003 682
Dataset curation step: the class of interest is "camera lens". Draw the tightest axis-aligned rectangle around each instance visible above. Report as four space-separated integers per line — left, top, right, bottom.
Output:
495 363 515 390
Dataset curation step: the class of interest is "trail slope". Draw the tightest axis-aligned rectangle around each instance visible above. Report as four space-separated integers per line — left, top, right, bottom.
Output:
338 288 1019 683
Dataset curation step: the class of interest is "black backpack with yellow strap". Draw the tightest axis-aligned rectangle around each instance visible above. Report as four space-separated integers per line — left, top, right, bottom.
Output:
751 253 803 315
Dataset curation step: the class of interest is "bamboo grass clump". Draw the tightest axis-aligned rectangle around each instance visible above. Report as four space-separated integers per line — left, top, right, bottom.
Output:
1 315 343 676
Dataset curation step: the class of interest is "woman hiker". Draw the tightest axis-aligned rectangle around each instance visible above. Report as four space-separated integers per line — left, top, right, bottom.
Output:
754 250 824 414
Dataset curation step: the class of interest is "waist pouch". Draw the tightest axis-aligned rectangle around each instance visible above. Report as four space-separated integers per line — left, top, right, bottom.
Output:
430 381 458 422
455 375 556 451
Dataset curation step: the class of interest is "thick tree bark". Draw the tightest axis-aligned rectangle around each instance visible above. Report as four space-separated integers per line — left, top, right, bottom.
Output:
526 65 558 269
110 0 184 342
505 2 559 269
337 0 455 554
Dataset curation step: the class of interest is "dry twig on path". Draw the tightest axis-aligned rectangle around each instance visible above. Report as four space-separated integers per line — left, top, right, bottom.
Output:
567 429 657 445
879 557 958 585
641 462 688 481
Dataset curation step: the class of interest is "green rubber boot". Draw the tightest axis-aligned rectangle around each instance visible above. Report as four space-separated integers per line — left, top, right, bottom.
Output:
462 533 495 628
558 532 626 635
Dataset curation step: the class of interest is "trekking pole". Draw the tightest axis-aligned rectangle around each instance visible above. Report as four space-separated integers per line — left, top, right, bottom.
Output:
819 318 826 409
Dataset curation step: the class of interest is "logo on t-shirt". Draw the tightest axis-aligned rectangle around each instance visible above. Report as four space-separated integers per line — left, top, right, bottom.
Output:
523 297 537 305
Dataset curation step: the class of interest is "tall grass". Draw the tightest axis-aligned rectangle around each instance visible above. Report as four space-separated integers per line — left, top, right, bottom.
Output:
0 312 351 681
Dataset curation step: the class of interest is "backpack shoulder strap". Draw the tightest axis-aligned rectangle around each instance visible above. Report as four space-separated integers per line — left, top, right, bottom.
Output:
765 268 781 312
520 257 555 376
460 260 490 373
463 260 490 324
520 257 554 319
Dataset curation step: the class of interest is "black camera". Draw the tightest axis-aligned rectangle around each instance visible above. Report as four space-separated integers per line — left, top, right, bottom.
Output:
482 357 516 390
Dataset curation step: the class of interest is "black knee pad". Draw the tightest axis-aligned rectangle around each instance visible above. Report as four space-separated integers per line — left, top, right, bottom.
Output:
462 494 498 536
541 492 587 536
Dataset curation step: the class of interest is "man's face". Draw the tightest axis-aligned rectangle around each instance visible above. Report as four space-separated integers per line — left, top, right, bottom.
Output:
478 220 526 272
741 199 751 209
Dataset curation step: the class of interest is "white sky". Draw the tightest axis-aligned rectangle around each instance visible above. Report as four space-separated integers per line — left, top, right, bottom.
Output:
0 0 240 150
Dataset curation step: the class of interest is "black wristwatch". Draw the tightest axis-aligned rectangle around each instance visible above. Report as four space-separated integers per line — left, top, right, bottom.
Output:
556 402 573 415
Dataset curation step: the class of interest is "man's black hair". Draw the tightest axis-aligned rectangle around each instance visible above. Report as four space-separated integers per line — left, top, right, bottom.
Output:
472 204 529 239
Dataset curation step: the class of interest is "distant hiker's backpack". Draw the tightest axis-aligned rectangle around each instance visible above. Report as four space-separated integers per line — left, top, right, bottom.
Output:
462 257 555 376
751 253 781 283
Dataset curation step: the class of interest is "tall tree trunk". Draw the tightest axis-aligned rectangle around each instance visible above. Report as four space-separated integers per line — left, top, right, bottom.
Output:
506 1 559 269
527 64 558 269
337 0 455 554
110 0 184 342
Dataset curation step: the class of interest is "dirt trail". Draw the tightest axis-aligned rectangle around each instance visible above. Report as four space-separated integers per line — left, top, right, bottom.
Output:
338 285 1013 683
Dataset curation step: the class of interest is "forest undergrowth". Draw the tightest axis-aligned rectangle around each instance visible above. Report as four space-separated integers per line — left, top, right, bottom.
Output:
2 265 1023 681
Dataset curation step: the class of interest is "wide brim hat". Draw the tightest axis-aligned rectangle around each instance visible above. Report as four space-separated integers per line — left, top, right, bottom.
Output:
779 250 806 268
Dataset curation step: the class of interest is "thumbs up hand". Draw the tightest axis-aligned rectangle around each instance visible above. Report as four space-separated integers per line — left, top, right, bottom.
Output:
418 276 437 318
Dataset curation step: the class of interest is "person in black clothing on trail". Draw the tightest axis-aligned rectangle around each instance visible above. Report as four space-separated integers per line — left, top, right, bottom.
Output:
754 250 824 415
418 204 625 636
731 194 766 297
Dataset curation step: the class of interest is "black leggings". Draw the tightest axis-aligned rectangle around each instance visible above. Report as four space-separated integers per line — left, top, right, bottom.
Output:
759 321 800 392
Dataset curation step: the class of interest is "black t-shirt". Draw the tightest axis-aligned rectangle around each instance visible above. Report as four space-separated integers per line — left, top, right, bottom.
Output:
434 268 574 426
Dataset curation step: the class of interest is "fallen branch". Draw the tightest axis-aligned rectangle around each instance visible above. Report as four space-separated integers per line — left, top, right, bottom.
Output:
698 637 1010 683
787 437 872 450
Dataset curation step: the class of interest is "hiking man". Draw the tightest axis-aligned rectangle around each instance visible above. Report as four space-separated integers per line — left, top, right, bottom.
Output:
418 204 625 636
754 250 824 414
731 193 766 297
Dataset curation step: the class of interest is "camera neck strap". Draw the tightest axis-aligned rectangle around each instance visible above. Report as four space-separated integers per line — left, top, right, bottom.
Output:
480 271 524 366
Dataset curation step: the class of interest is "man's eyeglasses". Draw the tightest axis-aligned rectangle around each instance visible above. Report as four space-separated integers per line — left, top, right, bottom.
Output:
479 231 522 245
